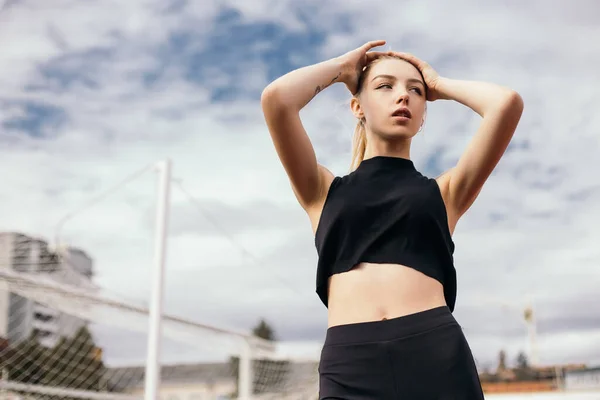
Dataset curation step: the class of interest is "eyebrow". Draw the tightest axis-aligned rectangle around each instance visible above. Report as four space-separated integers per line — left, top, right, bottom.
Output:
371 74 425 87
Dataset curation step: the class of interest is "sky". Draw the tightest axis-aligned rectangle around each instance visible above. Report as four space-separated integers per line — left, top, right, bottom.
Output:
0 0 599 376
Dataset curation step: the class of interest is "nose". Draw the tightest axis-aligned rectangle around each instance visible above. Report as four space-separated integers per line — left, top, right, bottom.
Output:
396 90 409 104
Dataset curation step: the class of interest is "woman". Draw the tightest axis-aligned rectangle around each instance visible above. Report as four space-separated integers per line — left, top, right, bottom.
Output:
261 40 523 399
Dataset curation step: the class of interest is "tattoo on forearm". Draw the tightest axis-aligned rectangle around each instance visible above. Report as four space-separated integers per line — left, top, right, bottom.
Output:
315 72 342 95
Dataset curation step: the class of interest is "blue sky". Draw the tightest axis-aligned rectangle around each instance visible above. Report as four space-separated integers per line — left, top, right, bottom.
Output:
0 0 599 373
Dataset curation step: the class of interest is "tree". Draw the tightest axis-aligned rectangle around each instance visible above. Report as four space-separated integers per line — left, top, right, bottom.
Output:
516 351 529 369
514 350 535 381
0 325 106 399
252 319 276 341
1 335 46 384
40 325 106 391
497 349 507 372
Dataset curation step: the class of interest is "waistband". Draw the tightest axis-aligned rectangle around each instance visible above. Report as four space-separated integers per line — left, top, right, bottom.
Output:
324 306 456 346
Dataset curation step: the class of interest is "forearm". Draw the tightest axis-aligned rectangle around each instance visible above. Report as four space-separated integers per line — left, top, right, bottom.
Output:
261 58 344 112
435 77 522 117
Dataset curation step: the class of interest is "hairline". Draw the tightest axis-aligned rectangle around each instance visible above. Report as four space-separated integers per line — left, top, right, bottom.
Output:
356 56 427 96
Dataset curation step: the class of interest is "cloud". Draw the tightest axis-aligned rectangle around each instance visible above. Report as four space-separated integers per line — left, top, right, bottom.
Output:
1 101 66 137
0 0 599 375
166 197 307 238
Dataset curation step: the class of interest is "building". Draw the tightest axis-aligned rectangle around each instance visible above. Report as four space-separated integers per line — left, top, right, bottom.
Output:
564 366 600 391
0 232 96 348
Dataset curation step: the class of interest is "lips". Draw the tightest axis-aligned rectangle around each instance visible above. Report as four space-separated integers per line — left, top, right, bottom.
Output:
392 108 412 119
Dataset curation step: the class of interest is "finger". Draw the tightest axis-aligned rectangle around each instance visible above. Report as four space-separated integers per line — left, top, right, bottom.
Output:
365 51 388 59
364 52 387 66
391 52 425 69
388 51 415 61
392 51 414 57
363 40 386 50
394 52 423 65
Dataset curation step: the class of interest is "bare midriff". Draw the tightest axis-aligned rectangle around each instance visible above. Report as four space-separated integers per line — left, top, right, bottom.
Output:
326 262 447 328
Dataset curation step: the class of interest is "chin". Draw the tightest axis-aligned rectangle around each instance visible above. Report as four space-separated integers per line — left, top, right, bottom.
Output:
380 126 418 140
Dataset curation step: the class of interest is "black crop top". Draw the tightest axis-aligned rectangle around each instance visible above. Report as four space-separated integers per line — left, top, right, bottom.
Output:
314 156 457 312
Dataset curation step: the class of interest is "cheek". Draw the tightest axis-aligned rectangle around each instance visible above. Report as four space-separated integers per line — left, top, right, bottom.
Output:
360 99 383 122
412 103 426 122
362 96 385 119
366 109 388 126
413 110 425 123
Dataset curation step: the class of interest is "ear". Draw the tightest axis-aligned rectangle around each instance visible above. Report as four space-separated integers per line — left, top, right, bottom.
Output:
350 97 364 120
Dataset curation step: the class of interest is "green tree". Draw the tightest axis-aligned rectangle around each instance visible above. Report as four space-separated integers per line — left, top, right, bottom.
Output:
0 325 106 399
514 350 536 381
516 351 529 369
252 319 276 341
497 349 507 372
40 326 106 391
1 335 46 384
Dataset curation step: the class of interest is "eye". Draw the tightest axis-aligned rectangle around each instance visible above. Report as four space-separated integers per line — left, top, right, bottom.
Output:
410 87 423 95
376 83 392 89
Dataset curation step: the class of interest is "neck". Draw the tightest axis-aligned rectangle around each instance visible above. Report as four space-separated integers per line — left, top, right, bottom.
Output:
363 136 412 160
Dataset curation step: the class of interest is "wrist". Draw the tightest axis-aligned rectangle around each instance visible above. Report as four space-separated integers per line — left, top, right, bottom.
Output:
432 77 452 100
331 56 351 85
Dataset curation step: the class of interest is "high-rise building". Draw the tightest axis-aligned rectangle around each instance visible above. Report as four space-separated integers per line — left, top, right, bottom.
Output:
0 232 96 348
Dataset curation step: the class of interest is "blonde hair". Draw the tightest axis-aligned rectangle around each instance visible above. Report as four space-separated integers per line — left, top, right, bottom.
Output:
349 54 427 171
350 119 367 171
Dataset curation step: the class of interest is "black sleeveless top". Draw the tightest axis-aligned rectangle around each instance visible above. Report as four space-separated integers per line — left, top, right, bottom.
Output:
314 156 457 312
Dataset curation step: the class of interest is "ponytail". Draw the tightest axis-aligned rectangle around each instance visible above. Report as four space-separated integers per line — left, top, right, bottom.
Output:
350 120 367 171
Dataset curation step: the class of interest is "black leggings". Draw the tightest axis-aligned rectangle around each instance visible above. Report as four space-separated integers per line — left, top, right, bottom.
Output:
318 306 484 399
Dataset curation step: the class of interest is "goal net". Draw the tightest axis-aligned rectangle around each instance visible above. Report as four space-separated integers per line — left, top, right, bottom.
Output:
0 232 319 400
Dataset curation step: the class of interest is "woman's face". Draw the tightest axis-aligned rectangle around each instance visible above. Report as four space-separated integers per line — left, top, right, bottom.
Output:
353 58 427 140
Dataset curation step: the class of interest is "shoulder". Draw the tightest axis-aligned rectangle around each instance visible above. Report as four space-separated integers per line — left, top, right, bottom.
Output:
405 167 441 188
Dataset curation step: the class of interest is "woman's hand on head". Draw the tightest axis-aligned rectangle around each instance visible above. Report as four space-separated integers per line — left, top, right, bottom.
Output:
388 52 442 101
337 40 388 95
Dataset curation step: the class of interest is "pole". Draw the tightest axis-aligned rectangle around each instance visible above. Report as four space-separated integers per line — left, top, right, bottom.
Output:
524 296 538 367
238 339 253 400
144 159 171 400
529 305 539 366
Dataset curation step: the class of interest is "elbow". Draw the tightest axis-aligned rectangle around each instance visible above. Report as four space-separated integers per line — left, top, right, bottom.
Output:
261 83 302 116
507 90 524 126
261 83 289 114
502 89 524 115
261 83 279 107
495 89 524 123
507 89 524 113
